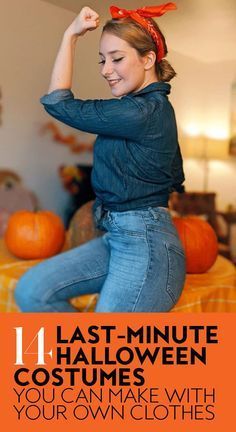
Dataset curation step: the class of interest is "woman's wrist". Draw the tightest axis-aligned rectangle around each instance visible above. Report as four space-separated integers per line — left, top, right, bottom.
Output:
63 26 80 43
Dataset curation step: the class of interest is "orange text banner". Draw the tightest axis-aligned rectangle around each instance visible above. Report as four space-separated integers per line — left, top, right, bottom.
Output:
0 312 235 432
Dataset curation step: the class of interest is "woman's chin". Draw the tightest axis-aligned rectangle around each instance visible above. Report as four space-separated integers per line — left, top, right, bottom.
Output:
110 87 125 98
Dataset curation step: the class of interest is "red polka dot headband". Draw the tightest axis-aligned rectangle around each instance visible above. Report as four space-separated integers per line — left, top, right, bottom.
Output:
110 3 177 62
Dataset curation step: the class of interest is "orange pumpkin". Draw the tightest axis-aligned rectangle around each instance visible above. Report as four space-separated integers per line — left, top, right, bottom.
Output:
173 216 218 273
5 210 65 259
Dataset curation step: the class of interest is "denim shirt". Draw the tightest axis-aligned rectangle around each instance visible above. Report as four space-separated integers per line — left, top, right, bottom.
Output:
40 82 185 212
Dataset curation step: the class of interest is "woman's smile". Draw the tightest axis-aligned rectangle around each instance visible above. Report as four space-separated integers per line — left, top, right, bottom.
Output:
107 78 122 86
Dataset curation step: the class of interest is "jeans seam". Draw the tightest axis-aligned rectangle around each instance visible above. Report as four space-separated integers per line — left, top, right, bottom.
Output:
43 272 107 303
165 242 185 304
165 242 175 304
131 218 151 311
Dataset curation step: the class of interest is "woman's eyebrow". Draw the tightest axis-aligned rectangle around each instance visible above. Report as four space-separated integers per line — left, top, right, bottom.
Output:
99 50 126 56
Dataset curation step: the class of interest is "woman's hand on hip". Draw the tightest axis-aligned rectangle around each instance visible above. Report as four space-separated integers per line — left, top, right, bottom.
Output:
66 7 100 37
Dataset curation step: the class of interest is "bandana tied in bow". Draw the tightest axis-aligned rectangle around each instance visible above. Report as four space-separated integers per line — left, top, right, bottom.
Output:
110 3 177 62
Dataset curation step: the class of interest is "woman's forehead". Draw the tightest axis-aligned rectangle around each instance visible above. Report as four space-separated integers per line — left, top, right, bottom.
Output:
99 33 130 55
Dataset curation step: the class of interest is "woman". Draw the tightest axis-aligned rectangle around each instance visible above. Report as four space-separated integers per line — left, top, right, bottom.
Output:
15 3 186 312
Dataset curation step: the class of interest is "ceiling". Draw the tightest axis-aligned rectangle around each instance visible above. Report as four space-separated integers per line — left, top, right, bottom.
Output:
42 0 236 63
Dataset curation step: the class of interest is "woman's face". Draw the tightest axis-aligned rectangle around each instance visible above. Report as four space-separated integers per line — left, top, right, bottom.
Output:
99 32 148 97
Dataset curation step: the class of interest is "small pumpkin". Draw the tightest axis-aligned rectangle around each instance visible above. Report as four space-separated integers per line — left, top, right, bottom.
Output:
67 200 102 249
173 216 218 273
5 210 65 259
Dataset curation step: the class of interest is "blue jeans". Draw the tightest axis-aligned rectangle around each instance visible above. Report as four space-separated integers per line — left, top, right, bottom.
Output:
15 206 186 312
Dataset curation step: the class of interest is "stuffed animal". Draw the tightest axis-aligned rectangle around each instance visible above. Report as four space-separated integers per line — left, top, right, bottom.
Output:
0 169 38 236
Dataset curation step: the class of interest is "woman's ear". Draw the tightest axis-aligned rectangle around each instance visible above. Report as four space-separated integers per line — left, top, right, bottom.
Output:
144 51 156 70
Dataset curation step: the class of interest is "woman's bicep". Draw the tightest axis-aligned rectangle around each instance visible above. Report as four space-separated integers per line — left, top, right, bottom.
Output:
40 94 147 139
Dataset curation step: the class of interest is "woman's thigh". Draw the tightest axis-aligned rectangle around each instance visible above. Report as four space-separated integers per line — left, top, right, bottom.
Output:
15 235 110 312
96 228 149 312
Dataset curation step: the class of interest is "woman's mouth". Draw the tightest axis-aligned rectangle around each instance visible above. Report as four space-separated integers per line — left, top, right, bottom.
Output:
108 79 121 87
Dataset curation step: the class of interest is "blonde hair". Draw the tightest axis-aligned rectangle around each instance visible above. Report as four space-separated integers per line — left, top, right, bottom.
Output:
102 18 176 82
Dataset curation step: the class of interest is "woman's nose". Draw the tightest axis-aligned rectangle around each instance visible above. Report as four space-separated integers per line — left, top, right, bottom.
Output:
101 61 114 77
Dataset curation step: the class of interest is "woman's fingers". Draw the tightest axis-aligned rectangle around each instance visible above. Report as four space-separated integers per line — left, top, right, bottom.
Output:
69 7 100 35
83 7 99 20
81 7 99 30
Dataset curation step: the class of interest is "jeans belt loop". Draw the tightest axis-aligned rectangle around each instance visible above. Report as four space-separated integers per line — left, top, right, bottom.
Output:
147 206 157 220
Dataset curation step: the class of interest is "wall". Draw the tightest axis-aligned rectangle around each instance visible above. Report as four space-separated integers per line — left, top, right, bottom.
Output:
168 52 236 210
0 0 235 219
0 0 96 221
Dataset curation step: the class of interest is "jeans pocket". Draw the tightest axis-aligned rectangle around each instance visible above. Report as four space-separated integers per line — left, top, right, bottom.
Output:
110 211 146 237
165 243 186 304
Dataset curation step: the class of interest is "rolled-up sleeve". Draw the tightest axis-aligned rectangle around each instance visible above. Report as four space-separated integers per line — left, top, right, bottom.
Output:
40 89 148 140
40 89 73 105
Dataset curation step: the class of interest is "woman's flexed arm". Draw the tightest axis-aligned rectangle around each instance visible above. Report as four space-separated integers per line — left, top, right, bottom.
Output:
47 7 99 93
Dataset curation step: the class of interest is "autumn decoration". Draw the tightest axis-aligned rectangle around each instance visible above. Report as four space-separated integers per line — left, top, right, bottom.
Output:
173 216 218 273
41 121 94 153
5 210 65 259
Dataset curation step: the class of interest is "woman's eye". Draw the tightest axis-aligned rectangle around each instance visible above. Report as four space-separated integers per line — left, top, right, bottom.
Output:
98 57 124 65
113 57 124 62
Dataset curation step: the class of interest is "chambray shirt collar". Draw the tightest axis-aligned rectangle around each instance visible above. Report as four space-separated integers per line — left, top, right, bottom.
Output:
129 81 171 97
